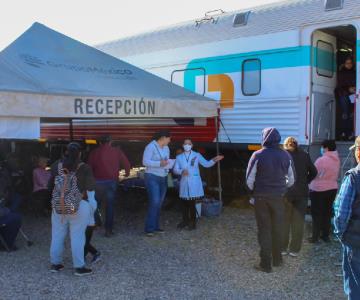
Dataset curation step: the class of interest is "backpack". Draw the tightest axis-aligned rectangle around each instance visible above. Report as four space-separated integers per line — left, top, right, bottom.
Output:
51 162 83 215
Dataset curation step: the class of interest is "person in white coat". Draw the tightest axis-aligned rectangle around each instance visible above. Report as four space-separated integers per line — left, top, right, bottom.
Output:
173 139 223 230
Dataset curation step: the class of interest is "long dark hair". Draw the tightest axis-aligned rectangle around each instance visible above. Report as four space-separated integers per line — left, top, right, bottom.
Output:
63 142 81 171
322 139 336 151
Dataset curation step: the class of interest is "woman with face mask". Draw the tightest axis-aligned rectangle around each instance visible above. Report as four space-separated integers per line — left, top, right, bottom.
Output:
174 139 223 230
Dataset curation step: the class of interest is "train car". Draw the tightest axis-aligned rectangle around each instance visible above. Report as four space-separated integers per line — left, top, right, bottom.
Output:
42 0 360 195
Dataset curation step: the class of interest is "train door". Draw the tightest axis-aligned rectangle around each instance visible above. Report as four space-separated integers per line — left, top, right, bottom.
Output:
311 30 337 143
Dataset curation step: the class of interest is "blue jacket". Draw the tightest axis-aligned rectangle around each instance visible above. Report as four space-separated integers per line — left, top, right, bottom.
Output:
246 128 295 197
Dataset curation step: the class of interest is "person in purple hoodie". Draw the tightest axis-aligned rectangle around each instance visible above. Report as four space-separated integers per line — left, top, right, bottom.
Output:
246 127 295 273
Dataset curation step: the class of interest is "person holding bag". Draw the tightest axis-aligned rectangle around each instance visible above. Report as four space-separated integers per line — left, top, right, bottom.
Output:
174 139 223 230
49 142 96 276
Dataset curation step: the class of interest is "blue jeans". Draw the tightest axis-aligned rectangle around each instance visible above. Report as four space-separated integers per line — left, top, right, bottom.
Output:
343 244 360 299
50 200 90 268
144 173 168 233
95 180 117 231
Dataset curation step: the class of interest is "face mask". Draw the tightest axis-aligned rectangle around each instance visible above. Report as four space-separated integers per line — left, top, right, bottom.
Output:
320 148 324 156
183 144 192 152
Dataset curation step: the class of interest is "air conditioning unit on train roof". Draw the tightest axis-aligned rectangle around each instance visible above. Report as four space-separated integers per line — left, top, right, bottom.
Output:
232 11 251 27
324 0 344 11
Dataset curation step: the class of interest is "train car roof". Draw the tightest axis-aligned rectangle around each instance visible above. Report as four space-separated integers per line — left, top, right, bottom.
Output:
97 0 360 58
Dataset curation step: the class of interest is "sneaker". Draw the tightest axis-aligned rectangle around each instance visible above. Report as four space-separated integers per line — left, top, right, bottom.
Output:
74 267 93 276
155 229 165 234
91 252 101 264
50 264 65 273
289 252 299 258
254 264 272 273
281 251 288 256
145 232 155 237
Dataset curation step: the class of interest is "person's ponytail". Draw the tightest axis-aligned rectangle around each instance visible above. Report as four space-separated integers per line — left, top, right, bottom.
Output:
63 142 81 171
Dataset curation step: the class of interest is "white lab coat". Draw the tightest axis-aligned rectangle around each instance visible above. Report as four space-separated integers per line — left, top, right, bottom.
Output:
173 151 215 200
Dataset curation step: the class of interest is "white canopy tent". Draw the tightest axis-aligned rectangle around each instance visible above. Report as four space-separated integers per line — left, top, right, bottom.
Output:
0 23 218 139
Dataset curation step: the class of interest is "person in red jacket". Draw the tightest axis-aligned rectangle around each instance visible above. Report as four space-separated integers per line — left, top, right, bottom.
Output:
88 136 130 237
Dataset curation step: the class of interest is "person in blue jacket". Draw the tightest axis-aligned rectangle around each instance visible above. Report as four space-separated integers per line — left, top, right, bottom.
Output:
174 139 223 230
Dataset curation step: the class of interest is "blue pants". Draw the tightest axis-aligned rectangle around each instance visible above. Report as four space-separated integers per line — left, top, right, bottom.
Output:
144 173 168 233
50 200 90 268
0 212 21 248
95 180 118 231
343 244 360 300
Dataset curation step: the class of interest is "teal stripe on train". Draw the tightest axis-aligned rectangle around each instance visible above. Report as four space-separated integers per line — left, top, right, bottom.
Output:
184 45 338 93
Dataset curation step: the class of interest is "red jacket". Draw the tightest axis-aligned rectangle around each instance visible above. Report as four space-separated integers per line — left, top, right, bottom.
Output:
88 144 131 181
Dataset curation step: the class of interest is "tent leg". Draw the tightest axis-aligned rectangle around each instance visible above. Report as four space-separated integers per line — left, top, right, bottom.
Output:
69 118 74 141
215 116 222 202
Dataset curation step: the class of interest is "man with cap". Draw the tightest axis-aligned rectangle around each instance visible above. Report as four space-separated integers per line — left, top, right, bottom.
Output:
334 136 360 299
88 136 131 237
246 127 295 273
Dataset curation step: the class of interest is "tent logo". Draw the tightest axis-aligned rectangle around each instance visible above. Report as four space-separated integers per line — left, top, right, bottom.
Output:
20 54 45 68
19 53 133 77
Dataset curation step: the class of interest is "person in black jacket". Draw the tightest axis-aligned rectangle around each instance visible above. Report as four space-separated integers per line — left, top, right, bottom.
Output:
282 137 317 257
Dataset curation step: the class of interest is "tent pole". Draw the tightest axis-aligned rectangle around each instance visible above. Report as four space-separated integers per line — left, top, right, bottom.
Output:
215 115 222 203
69 118 74 141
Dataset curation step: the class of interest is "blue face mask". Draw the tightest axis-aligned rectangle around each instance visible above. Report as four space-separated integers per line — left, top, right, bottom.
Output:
320 148 324 156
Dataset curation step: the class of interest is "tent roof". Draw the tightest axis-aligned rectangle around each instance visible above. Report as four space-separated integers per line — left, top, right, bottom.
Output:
0 23 217 119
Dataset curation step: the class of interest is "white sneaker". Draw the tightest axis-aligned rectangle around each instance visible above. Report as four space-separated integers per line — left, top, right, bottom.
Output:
289 252 299 257
281 251 288 256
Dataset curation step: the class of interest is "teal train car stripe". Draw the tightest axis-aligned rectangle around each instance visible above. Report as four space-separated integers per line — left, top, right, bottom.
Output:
183 45 338 92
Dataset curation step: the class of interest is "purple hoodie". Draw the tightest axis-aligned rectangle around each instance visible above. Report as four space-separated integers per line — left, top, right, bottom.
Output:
246 128 295 197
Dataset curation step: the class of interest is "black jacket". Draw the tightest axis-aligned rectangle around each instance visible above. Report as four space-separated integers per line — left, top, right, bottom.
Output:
286 148 317 197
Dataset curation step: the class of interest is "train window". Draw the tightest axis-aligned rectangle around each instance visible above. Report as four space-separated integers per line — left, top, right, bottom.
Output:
171 68 206 95
316 40 334 78
242 59 261 96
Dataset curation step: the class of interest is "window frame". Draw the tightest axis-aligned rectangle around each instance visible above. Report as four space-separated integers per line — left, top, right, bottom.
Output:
171 67 206 96
316 40 335 78
241 58 261 96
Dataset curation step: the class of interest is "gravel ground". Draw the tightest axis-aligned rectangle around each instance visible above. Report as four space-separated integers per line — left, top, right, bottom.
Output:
0 205 345 300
